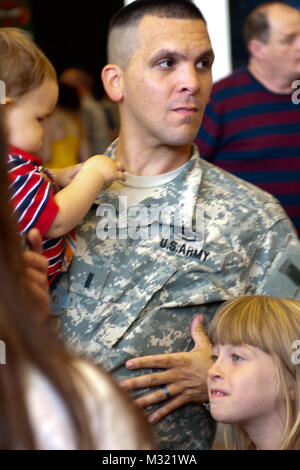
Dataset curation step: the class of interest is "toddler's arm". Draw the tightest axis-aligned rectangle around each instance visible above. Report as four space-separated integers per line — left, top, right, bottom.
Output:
45 155 125 238
48 164 83 188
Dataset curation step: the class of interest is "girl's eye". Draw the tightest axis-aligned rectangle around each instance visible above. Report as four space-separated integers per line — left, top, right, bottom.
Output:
232 354 243 362
211 355 218 363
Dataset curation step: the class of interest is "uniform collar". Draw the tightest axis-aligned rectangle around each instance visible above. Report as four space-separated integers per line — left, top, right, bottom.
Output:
101 139 203 231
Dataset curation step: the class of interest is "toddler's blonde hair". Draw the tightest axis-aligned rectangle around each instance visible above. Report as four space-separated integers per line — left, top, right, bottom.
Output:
0 27 56 100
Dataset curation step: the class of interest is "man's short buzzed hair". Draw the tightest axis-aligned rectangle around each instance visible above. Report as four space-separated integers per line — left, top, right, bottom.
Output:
107 0 206 69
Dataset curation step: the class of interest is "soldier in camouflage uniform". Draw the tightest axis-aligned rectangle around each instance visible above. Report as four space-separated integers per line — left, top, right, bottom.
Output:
51 0 300 450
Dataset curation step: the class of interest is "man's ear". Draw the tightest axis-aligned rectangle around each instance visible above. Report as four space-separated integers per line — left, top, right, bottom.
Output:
248 39 267 60
101 64 123 102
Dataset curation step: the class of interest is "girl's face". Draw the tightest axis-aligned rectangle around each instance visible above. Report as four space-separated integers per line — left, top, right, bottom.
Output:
207 344 286 429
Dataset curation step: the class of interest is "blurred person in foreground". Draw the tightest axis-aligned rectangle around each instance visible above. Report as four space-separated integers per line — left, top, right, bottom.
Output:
0 107 154 450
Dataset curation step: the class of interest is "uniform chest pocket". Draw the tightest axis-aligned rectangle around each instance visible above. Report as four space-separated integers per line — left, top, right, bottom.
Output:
66 251 178 350
69 260 110 300
155 245 244 310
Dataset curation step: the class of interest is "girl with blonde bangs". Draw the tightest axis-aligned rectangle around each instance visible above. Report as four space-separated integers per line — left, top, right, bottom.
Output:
207 295 300 450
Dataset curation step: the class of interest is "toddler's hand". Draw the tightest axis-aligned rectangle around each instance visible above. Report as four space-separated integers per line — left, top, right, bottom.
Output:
83 155 126 184
51 164 83 188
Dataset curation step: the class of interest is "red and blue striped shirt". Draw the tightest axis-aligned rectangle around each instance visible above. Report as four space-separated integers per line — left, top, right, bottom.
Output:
195 67 300 237
7 146 65 284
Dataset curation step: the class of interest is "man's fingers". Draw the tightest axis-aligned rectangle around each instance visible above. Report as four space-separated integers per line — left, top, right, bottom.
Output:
147 394 188 424
191 313 211 350
126 352 189 371
120 369 178 391
134 384 183 409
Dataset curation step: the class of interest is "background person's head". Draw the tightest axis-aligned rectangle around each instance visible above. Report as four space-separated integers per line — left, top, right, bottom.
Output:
60 68 95 98
208 295 300 450
57 83 81 112
0 28 58 153
244 2 300 83
102 0 214 149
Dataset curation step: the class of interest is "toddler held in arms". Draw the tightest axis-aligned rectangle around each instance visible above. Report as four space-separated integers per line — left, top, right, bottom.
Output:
0 27 125 285
207 295 300 450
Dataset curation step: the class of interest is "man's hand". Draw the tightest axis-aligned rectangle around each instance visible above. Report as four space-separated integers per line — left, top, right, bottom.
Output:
23 229 50 323
120 314 213 424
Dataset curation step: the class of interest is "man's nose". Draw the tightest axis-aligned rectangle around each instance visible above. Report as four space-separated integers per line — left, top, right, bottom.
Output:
294 34 300 50
178 64 201 94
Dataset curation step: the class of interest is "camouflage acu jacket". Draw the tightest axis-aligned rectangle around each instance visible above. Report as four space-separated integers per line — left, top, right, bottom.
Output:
52 142 300 450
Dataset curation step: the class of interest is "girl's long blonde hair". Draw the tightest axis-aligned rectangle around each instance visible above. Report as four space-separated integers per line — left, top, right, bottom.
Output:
208 295 300 450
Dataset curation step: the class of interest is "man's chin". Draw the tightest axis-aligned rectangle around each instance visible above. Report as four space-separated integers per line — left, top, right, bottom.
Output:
163 130 199 147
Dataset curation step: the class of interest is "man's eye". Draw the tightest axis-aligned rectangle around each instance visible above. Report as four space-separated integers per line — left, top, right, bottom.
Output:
211 355 218 362
281 35 296 45
159 59 174 69
196 59 210 69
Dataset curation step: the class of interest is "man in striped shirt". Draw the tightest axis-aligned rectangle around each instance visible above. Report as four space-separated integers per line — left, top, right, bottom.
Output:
195 2 300 236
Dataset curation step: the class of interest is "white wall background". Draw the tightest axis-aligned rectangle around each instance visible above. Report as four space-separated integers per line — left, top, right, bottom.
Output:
194 0 232 82
124 0 232 83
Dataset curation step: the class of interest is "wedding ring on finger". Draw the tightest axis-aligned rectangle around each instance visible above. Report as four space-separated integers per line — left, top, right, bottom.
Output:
161 385 172 399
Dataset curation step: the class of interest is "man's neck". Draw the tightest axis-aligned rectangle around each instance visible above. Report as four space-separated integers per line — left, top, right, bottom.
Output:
248 60 294 95
115 133 192 176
